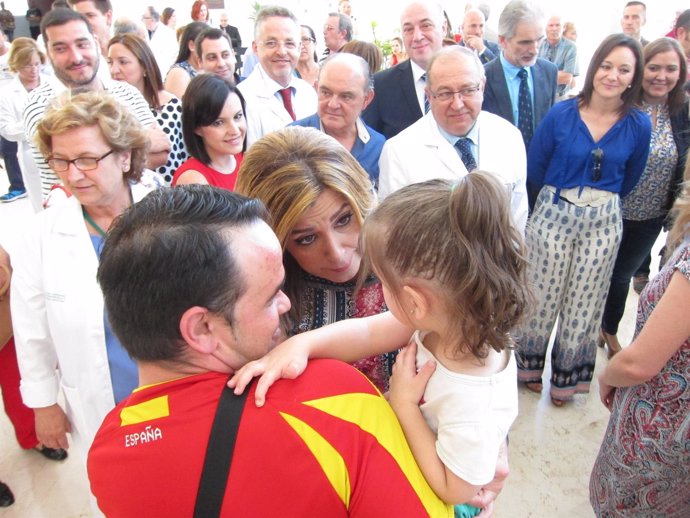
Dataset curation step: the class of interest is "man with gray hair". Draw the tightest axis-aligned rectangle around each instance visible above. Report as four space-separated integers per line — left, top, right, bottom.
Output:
379 45 528 232
320 12 353 63
237 6 318 146
141 5 177 78
459 7 500 65
292 53 385 187
538 14 577 100
482 0 557 149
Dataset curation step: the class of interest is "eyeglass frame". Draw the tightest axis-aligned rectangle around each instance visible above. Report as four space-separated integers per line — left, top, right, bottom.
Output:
47 149 115 173
258 39 300 51
428 85 482 103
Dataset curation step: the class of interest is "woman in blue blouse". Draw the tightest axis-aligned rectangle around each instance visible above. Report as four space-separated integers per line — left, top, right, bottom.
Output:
600 38 690 357
517 34 652 406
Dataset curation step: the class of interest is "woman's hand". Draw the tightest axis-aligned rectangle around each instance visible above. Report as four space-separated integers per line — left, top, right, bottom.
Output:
388 341 435 412
598 373 616 411
34 404 71 450
228 336 310 407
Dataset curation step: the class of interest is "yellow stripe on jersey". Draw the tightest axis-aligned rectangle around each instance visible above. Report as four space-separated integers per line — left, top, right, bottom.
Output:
280 412 351 508
119 395 170 426
304 393 453 518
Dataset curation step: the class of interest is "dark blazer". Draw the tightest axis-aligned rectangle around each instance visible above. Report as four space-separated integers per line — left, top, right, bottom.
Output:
221 24 242 66
482 57 558 133
459 39 500 65
668 99 690 212
362 59 423 139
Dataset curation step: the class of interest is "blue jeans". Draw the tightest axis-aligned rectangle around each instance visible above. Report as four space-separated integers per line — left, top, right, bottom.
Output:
1 137 24 192
601 217 664 334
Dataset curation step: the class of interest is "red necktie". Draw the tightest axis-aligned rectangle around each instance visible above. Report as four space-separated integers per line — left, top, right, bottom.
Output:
279 88 296 121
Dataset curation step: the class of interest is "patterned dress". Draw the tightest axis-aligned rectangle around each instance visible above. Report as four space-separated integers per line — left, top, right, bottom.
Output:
153 97 188 184
590 241 690 517
289 273 396 392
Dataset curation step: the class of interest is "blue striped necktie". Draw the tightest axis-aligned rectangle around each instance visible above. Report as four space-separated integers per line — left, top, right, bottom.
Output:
517 68 533 147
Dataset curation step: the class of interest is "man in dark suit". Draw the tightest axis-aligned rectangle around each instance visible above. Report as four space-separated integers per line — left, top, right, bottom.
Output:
481 0 557 149
362 1 446 139
459 8 500 65
220 12 242 71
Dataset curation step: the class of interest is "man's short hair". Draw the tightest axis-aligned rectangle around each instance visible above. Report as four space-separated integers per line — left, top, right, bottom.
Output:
427 45 485 89
41 7 92 42
676 9 690 31
328 12 353 42
67 0 112 15
195 27 232 59
498 0 543 40
253 6 298 40
624 1 646 13
145 6 160 22
97 185 269 363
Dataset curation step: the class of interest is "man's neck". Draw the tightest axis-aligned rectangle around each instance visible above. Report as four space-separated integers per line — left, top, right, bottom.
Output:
324 122 357 151
547 37 560 46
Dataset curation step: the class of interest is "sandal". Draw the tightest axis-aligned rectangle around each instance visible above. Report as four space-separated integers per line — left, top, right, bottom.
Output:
524 381 543 393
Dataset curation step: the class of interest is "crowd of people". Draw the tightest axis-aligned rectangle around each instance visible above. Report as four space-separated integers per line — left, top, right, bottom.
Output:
0 0 688 516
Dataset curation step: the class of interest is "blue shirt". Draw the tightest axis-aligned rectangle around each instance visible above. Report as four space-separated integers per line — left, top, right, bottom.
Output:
90 234 138 404
499 53 535 126
538 38 578 98
291 113 386 188
527 97 652 200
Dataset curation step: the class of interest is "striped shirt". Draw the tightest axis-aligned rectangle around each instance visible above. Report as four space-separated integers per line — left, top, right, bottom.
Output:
24 77 155 200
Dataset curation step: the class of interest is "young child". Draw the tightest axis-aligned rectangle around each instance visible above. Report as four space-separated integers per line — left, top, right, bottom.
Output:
230 172 531 513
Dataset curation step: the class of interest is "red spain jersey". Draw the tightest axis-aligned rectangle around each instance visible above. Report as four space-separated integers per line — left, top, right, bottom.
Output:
88 359 452 517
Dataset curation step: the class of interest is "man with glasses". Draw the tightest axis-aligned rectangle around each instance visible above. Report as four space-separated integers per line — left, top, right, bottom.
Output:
238 6 317 146
292 53 384 187
482 0 557 149
141 6 177 79
379 46 528 232
319 12 352 64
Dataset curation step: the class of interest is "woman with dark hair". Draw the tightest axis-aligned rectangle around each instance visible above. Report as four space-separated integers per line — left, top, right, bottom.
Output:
173 74 246 190
295 24 318 89
517 34 652 406
163 21 206 99
190 0 209 23
108 33 188 184
161 7 176 30
600 37 690 356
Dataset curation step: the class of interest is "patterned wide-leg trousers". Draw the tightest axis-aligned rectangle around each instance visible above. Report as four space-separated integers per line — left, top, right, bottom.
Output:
517 187 622 400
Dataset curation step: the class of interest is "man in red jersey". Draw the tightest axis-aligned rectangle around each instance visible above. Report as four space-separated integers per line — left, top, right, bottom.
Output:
87 185 458 517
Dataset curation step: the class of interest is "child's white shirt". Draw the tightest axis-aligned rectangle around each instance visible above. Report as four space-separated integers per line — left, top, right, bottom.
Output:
414 330 518 486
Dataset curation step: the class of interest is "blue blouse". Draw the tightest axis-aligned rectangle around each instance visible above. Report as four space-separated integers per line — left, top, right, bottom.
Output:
527 97 652 201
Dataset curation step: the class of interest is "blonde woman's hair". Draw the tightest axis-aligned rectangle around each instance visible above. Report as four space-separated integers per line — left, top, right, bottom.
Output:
236 126 375 327
667 153 690 251
35 91 149 182
8 37 45 73
360 173 532 359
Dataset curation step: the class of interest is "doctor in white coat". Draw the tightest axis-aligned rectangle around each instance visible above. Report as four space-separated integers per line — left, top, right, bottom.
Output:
10 91 162 463
238 6 317 147
378 46 528 233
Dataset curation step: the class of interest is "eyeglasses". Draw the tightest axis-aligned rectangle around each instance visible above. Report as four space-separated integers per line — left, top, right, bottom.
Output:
259 39 299 50
47 150 114 172
591 148 604 182
429 85 482 102
301 37 315 43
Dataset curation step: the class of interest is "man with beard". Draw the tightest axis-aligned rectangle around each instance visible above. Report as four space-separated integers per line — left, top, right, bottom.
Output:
482 0 557 149
23 8 170 200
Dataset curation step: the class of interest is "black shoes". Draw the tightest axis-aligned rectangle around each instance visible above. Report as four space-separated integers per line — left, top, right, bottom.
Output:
34 446 68 461
0 482 14 507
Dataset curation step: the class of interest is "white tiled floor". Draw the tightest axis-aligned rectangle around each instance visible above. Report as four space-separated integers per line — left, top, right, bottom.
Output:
0 171 658 517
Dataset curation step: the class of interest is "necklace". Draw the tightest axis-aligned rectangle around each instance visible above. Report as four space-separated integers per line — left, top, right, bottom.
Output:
82 207 108 238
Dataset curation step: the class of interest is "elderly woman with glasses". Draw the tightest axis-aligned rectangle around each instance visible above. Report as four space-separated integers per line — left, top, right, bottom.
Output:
10 91 162 463
516 34 652 407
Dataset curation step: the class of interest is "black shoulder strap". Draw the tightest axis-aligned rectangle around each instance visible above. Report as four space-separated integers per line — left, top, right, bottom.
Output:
193 381 251 518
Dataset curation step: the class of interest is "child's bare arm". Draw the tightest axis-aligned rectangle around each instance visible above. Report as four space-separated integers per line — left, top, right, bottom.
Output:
229 311 413 405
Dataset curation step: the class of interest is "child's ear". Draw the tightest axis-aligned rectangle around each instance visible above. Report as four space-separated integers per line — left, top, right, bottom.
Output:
402 284 430 320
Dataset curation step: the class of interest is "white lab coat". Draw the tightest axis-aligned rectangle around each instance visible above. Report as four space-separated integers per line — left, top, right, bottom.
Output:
378 110 529 233
10 180 157 461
